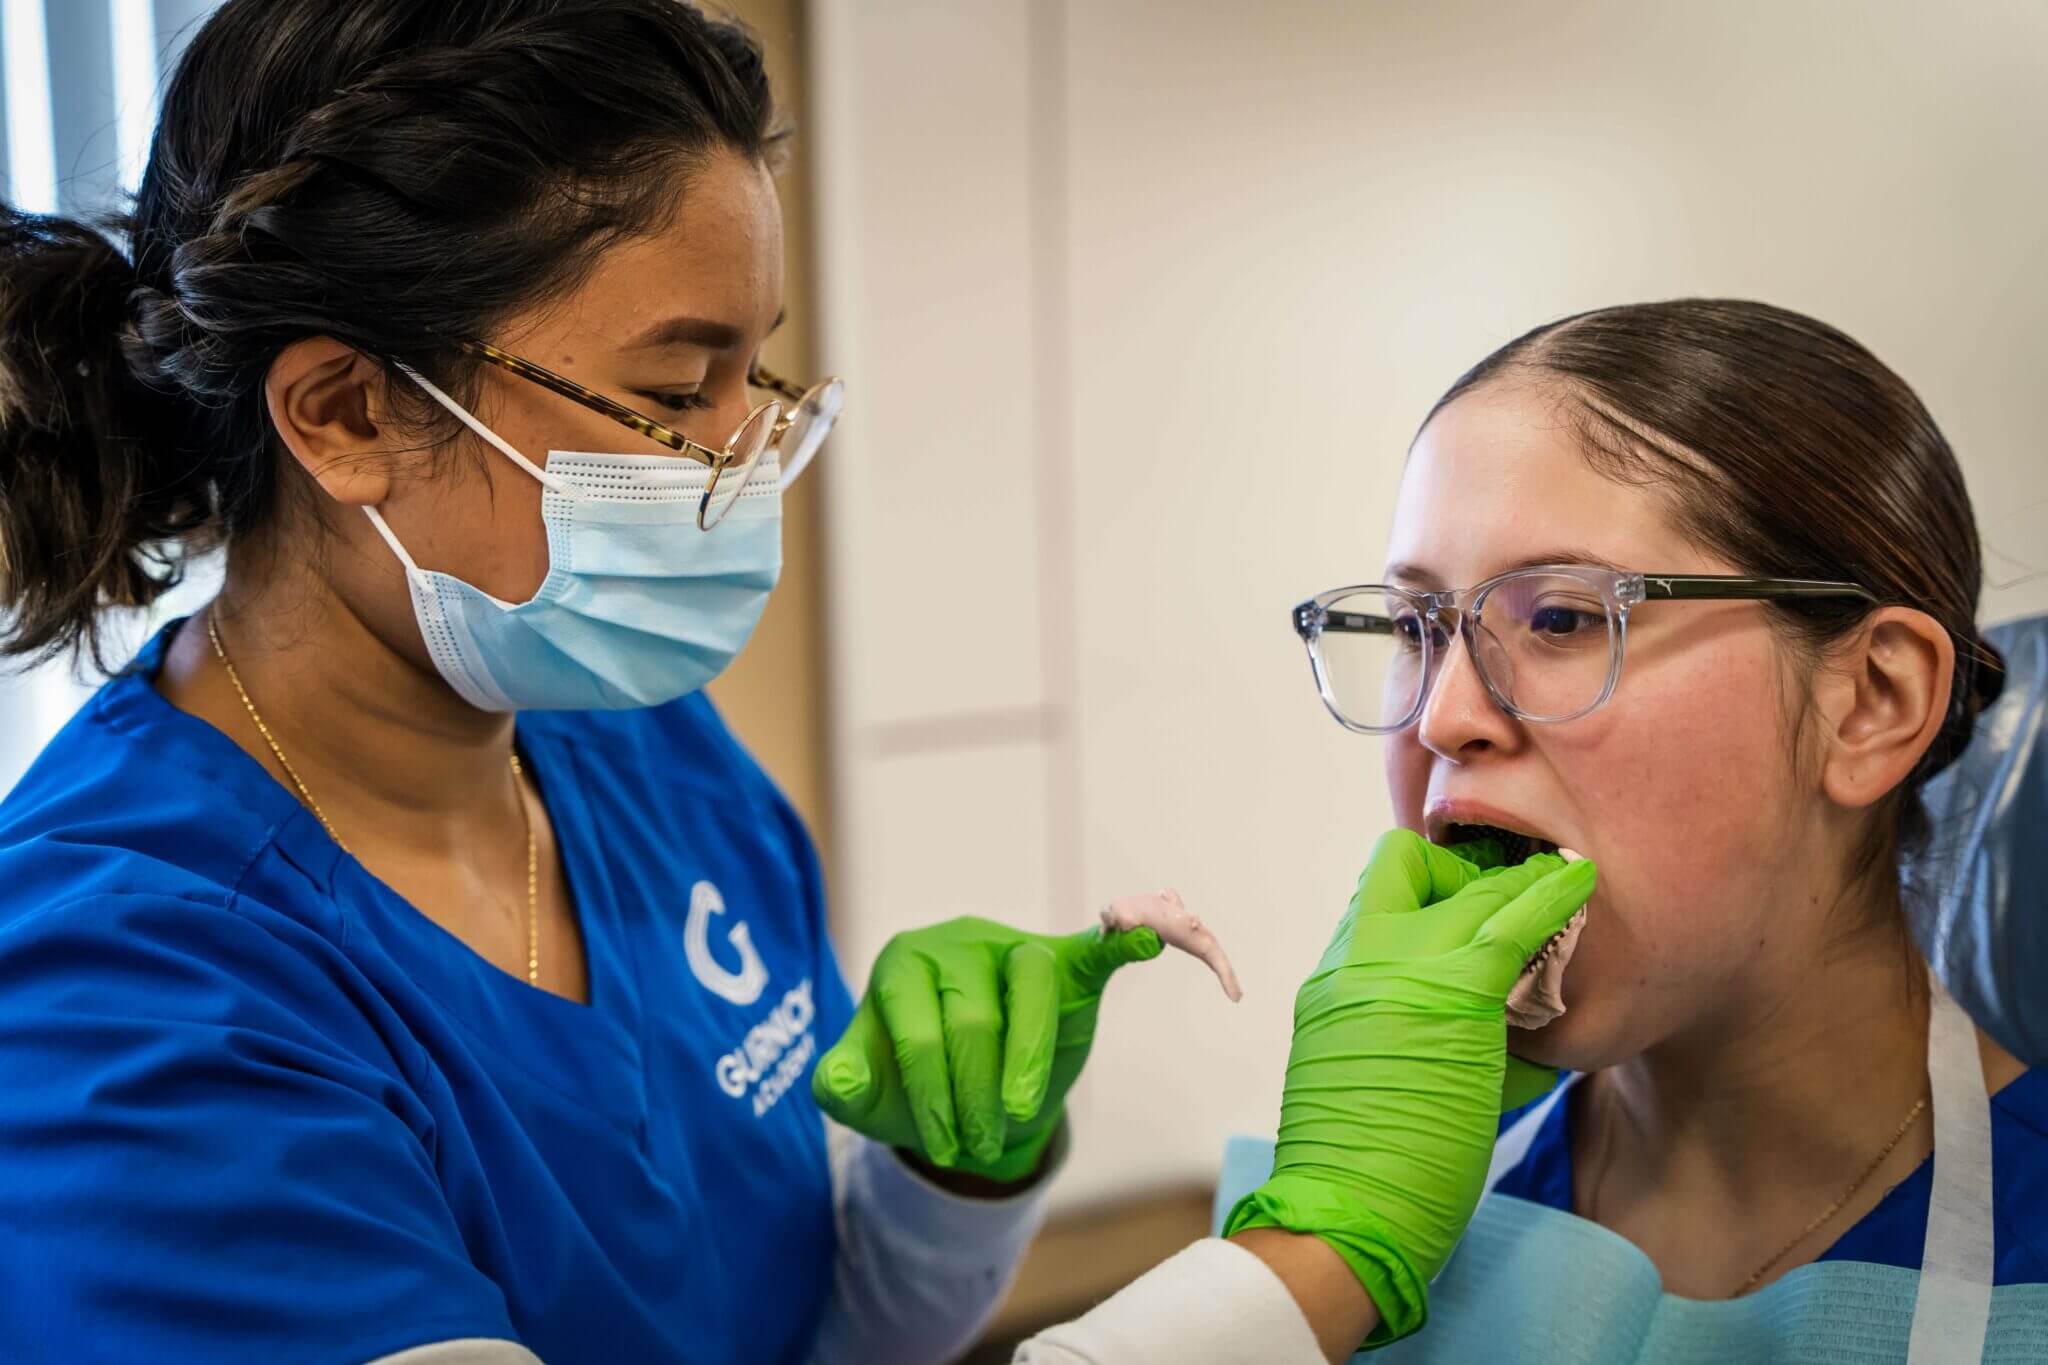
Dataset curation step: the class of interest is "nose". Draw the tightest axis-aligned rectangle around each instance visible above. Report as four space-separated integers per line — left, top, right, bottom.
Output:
1415 621 1522 761
716 384 762 451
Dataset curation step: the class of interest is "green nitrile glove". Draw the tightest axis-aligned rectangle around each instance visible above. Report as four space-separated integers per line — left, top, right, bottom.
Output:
1223 830 1597 1347
1441 835 1579 1113
812 916 1163 1183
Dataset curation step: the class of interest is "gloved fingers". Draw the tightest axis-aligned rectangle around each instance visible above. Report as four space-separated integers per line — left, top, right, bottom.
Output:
874 953 961 1166
1469 858 1598 991
811 1001 888 1124
999 941 1060 1122
1318 831 1490 973
938 951 1008 1165
1355 830 1492 916
1058 923 1163 1000
1438 851 1566 922
1444 835 1507 871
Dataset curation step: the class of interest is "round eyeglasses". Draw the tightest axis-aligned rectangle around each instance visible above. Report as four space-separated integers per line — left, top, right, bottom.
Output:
1292 565 1876 734
750 365 845 490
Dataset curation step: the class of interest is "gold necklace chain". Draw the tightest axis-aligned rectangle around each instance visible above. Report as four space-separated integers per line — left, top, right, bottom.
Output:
1583 1080 1931 1297
1737 1093 1927 1294
206 613 540 987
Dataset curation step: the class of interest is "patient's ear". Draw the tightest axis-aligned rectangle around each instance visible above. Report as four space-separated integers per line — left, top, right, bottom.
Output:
1814 607 1954 810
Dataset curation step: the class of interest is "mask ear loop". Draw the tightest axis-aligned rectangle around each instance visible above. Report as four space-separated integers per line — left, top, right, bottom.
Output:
362 502 422 574
394 362 572 495
361 364 575 574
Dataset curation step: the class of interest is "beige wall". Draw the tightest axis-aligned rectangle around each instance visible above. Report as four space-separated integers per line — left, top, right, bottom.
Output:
810 0 2048 1219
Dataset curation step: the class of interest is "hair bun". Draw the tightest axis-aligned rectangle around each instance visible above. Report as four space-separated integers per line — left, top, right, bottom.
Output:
0 207 139 369
1970 638 2008 711
0 206 205 666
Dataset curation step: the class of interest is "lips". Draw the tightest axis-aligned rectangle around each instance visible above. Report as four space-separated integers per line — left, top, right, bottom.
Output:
1425 802 1564 864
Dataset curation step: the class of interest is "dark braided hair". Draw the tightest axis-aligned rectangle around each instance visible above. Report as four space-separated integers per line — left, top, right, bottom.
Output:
0 0 781 669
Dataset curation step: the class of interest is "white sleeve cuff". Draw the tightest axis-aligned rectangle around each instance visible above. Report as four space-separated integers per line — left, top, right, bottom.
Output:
808 1120 1065 1365
833 1119 1065 1272
1013 1238 1324 1365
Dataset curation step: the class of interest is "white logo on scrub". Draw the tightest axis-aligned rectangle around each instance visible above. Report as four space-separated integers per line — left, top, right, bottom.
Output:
684 880 770 1007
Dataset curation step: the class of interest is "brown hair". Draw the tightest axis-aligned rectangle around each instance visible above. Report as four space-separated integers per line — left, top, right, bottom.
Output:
1423 298 2005 872
0 0 780 671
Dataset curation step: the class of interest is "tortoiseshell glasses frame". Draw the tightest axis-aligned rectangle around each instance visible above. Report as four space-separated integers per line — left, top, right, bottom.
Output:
459 339 782 531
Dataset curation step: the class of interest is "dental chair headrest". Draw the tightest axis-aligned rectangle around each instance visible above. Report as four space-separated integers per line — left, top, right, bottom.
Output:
1911 613 2048 1067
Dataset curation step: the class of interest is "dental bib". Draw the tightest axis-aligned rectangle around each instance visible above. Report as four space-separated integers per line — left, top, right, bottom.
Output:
1213 975 2039 1363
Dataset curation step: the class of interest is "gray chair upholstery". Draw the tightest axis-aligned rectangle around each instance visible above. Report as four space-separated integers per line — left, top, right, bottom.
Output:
1910 614 2048 1067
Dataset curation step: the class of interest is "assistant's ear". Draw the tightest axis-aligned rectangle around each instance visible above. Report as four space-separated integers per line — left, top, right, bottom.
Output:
1816 607 1955 811
264 338 395 507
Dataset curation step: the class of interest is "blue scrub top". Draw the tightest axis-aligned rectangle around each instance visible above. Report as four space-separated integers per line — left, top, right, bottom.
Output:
1495 1068 2048 1285
0 622 857 1364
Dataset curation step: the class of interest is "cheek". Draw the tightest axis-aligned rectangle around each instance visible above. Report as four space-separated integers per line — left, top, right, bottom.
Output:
1528 639 1810 1060
399 434 553 603
1386 735 1430 832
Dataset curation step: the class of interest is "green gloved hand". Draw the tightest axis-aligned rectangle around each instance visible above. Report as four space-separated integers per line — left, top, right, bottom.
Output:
812 916 1163 1183
1442 834 1582 1114
1223 830 1597 1346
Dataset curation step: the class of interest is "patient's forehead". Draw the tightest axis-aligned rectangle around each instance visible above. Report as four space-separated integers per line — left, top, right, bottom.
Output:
1388 381 1714 586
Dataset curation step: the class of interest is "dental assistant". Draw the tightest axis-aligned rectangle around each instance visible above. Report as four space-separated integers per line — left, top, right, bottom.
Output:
0 4 1163 1363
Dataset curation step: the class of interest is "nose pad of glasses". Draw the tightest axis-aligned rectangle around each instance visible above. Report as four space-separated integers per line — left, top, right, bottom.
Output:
1417 608 1515 720
1468 617 1520 714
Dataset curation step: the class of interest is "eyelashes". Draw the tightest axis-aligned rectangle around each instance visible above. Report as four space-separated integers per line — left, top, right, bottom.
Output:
638 390 715 415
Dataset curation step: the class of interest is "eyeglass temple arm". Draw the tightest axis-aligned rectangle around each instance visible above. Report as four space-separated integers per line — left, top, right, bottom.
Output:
1294 603 1400 638
457 339 715 461
1640 574 1877 603
749 364 809 404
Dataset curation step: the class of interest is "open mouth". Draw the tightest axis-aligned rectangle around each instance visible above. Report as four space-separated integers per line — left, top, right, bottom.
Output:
1439 822 1561 864
1431 821 1587 1029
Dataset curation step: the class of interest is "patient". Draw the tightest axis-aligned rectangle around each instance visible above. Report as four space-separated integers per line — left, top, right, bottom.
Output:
1323 299 2042 1301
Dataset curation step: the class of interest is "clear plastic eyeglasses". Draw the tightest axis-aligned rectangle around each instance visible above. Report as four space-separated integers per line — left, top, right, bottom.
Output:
750 365 845 491
1292 564 1877 734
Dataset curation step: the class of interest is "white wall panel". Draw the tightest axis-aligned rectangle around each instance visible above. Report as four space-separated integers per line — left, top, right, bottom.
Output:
838 743 1054 991
812 0 1050 732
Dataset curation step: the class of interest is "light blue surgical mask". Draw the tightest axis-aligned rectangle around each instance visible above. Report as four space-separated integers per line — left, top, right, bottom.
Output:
362 369 782 712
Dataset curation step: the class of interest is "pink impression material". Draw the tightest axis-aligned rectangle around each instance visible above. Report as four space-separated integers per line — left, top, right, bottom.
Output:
1099 890 1243 1002
1503 847 1588 1030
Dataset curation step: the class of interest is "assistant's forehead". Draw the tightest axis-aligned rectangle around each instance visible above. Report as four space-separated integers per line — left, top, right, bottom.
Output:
1388 378 1706 583
556 149 786 346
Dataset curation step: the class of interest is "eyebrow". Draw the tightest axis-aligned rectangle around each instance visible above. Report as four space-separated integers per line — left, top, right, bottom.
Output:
621 308 786 353
1383 549 1625 588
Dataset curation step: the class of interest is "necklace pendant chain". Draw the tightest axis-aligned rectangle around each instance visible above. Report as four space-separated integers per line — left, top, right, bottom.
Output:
510 751 539 988
207 613 541 988
1737 1093 1929 1294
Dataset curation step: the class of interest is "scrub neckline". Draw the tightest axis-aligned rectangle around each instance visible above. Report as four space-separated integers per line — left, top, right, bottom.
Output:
108 616 623 1027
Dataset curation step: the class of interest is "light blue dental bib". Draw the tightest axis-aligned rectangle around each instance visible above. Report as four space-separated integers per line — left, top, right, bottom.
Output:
1212 979 2045 1362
